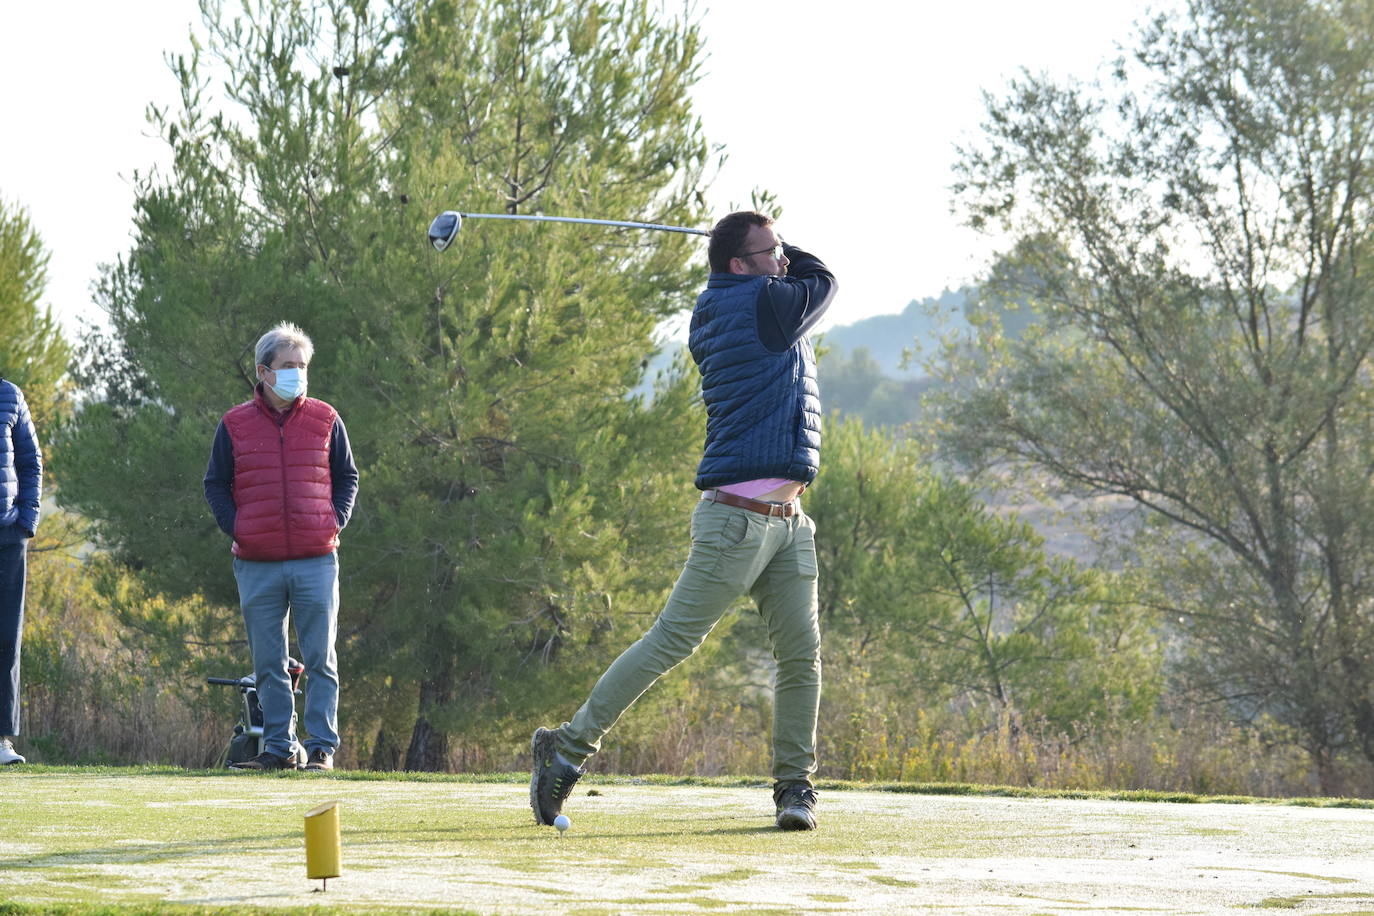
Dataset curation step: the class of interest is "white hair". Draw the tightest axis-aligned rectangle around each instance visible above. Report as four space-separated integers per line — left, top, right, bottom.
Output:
254 321 314 368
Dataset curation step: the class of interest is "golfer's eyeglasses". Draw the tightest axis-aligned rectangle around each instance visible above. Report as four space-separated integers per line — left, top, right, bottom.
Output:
737 243 784 261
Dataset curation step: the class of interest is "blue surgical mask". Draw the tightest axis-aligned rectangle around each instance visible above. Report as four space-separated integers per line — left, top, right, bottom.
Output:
268 367 307 401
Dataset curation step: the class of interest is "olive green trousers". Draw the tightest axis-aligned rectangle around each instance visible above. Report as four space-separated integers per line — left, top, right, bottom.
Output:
559 497 821 784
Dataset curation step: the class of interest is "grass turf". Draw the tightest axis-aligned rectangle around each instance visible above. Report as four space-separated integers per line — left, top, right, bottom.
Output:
2 767 1374 914
8 763 1372 806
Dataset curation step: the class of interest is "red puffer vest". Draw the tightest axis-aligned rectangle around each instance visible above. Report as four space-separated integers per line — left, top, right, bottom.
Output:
223 389 339 561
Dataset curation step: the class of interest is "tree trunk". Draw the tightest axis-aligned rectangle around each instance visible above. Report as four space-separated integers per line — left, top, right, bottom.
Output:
370 727 403 771
405 671 454 772
1314 746 1341 797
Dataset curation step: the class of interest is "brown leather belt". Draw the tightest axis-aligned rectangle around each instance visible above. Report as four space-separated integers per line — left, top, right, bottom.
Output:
700 489 799 518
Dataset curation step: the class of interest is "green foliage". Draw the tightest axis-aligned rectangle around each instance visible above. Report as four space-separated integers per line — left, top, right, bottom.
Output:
939 0 1374 790
0 197 69 433
810 417 1159 741
54 0 710 769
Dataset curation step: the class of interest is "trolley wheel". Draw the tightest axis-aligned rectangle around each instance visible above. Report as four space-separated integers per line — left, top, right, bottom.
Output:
224 733 260 767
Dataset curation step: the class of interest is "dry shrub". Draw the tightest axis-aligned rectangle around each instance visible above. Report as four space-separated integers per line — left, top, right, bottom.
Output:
19 534 236 768
14 537 1367 796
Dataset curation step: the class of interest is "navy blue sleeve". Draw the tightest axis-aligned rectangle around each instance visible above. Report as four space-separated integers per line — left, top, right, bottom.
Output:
203 420 237 538
755 243 838 353
12 387 42 538
330 416 359 529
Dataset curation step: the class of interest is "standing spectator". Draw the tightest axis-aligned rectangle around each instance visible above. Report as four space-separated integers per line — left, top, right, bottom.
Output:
204 323 358 771
0 378 41 765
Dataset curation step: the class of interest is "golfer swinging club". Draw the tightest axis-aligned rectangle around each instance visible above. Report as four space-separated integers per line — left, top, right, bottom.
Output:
532 210 836 830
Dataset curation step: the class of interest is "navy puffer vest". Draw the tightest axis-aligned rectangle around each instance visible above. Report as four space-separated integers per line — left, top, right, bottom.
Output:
688 274 821 489
0 379 42 544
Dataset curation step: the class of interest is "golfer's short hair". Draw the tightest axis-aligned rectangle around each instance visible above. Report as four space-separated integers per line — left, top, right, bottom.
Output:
255 322 315 369
708 211 774 273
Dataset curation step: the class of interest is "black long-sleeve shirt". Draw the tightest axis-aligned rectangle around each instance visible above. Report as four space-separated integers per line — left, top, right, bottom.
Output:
755 243 837 352
203 412 359 538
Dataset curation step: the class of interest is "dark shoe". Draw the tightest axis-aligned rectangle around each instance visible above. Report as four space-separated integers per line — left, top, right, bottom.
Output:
530 727 584 826
774 781 818 831
229 751 299 771
304 749 334 771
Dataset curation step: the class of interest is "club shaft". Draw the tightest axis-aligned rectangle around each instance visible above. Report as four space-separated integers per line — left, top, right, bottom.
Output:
459 212 708 236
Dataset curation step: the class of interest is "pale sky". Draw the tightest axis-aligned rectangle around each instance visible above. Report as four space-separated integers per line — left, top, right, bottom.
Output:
1 1 1165 341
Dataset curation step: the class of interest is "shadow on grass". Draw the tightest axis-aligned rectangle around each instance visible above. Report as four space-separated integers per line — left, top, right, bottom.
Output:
0 832 300 871
524 825 781 840
347 822 780 844
2 822 783 874
0 903 484 916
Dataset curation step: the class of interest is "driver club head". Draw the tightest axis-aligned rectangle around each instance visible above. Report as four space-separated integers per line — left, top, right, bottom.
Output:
428 210 462 252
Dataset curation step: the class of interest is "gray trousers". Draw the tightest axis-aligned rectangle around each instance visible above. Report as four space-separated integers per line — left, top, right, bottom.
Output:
233 551 340 758
560 498 822 784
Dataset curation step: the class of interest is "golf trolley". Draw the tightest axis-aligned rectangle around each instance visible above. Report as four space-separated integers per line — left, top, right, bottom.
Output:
207 658 308 768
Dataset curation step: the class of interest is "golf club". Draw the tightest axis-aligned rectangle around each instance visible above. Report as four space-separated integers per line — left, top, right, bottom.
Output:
427 210 708 252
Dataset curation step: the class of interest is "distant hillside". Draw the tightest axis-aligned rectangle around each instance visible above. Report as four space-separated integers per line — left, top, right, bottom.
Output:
636 284 1032 414
819 289 972 379
631 290 966 395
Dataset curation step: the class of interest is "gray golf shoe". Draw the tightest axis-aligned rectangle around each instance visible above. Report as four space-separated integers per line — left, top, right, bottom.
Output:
774 781 818 831
530 727 585 826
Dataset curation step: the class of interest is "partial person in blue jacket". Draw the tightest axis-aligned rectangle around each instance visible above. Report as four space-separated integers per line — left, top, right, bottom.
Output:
0 379 42 765
530 210 837 831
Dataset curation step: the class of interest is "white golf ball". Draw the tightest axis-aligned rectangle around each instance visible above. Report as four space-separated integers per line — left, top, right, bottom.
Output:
553 814 571 832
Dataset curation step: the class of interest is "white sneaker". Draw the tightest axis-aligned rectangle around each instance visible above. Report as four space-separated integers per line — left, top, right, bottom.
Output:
0 738 25 765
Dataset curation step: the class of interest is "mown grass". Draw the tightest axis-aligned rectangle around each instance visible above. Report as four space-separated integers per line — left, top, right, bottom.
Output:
3 768 1374 914
0 908 474 916
7 763 1371 808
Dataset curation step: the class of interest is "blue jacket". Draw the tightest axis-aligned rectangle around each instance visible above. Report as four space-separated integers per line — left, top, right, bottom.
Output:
688 245 834 488
0 379 42 544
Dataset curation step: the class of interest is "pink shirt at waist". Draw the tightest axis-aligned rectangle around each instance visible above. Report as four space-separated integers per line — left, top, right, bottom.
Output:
717 478 798 500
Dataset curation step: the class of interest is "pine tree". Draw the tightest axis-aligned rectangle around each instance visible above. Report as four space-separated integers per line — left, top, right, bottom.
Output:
57 0 711 769
0 198 68 432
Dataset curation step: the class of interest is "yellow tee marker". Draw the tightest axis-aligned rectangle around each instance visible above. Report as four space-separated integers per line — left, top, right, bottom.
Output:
304 800 342 890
